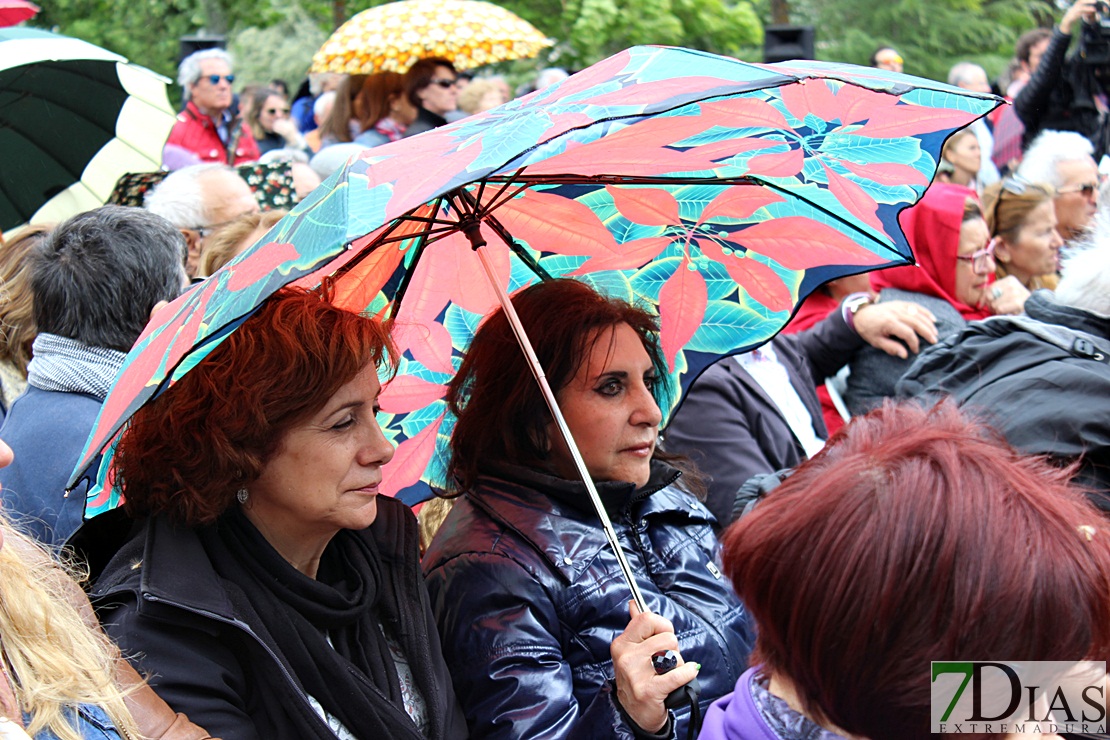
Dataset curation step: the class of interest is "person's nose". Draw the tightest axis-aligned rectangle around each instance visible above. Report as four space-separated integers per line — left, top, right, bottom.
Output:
631 382 663 428
359 416 396 467
1051 228 1064 248
0 439 13 469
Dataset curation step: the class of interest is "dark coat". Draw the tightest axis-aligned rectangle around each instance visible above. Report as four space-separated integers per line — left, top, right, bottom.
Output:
403 108 448 138
1014 27 1110 158
88 497 468 740
422 462 754 740
0 386 98 545
663 308 863 528
897 291 1110 509
844 289 967 417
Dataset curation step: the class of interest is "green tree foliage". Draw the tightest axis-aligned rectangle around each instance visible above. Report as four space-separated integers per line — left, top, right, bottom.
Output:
32 0 1062 95
751 0 1059 82
230 2 327 90
495 0 761 70
33 0 761 86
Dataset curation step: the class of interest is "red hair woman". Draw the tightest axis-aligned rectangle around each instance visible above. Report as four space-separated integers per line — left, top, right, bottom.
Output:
702 401 1110 740
87 288 468 740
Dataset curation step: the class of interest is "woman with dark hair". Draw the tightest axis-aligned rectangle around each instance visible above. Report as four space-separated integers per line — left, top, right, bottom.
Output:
423 279 753 740
703 401 1110 740
401 58 458 137
87 287 468 740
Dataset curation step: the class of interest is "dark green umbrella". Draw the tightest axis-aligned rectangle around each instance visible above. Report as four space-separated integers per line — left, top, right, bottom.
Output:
0 27 175 233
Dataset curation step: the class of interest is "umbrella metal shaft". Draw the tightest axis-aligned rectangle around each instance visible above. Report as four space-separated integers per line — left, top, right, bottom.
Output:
472 244 650 615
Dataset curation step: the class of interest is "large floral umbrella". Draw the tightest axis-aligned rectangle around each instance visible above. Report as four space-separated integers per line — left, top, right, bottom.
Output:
0 27 175 234
72 45 998 535
310 0 551 74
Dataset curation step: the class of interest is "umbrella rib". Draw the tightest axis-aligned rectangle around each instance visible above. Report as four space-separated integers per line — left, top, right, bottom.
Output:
484 173 907 263
386 196 448 319
456 184 553 282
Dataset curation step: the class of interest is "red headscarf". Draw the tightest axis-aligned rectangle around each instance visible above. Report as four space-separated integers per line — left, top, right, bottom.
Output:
871 183 992 320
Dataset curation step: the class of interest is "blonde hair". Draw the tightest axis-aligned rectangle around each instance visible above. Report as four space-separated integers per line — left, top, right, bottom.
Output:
0 225 49 376
198 210 286 277
982 180 1059 290
0 520 139 740
457 78 504 116
417 497 455 555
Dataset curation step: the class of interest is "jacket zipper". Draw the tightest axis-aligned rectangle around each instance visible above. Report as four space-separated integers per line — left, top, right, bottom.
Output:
140 592 343 740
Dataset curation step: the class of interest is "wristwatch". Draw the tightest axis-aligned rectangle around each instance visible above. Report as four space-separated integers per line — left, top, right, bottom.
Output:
842 292 874 332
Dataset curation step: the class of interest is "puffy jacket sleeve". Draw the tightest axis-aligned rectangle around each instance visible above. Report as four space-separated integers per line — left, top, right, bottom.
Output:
98 595 260 740
425 551 662 740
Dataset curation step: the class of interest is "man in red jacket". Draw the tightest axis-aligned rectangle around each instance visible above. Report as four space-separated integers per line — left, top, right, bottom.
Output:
163 49 259 168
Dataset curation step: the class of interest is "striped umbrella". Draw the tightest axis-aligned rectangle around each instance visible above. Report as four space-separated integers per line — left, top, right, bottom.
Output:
310 0 551 75
0 27 175 233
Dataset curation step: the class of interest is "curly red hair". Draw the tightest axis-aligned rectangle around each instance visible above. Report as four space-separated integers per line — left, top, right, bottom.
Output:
113 287 395 526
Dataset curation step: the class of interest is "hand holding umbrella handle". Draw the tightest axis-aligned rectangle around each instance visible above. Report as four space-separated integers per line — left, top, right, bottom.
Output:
651 650 702 710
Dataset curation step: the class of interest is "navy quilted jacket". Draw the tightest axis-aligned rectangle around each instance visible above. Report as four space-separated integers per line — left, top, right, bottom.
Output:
422 461 754 740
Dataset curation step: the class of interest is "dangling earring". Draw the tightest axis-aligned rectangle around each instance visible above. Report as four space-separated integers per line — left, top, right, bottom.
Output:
237 488 249 504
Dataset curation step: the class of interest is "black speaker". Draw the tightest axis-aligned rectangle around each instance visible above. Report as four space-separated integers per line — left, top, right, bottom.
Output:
179 35 227 63
763 25 816 63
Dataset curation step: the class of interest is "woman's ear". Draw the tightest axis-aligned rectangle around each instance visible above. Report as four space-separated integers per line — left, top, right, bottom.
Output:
994 236 1013 264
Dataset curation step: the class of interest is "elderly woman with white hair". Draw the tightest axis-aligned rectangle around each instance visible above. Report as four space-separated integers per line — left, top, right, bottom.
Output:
898 211 1110 509
164 48 259 167
1015 130 1100 247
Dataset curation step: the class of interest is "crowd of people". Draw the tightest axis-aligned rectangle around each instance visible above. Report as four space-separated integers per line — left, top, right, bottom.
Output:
0 2 1109 739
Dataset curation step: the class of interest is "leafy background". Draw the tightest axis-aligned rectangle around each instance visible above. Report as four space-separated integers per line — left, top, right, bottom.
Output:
32 0 1062 103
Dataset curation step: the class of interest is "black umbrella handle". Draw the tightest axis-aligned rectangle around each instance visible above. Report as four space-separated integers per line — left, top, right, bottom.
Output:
651 650 702 709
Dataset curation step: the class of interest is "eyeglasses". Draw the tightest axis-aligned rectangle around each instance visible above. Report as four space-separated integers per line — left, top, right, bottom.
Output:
430 78 458 89
1057 182 1098 198
205 74 235 85
264 107 289 115
955 239 997 274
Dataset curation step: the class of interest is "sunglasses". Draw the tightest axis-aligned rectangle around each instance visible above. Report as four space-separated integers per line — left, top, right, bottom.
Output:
430 78 458 89
1057 183 1098 198
204 74 235 85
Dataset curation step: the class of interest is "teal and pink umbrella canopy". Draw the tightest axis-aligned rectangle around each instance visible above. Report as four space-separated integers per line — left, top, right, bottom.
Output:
69 45 1000 513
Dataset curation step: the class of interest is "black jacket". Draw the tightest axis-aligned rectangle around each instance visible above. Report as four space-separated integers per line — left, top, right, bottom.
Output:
422 462 753 740
897 291 1110 509
664 307 864 528
403 108 448 138
88 498 468 740
1014 27 1110 158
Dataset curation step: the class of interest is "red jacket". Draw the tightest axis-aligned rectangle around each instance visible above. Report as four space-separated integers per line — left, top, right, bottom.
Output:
164 101 259 166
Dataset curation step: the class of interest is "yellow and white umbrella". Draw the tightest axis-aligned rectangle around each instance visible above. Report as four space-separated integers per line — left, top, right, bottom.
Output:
311 0 552 75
